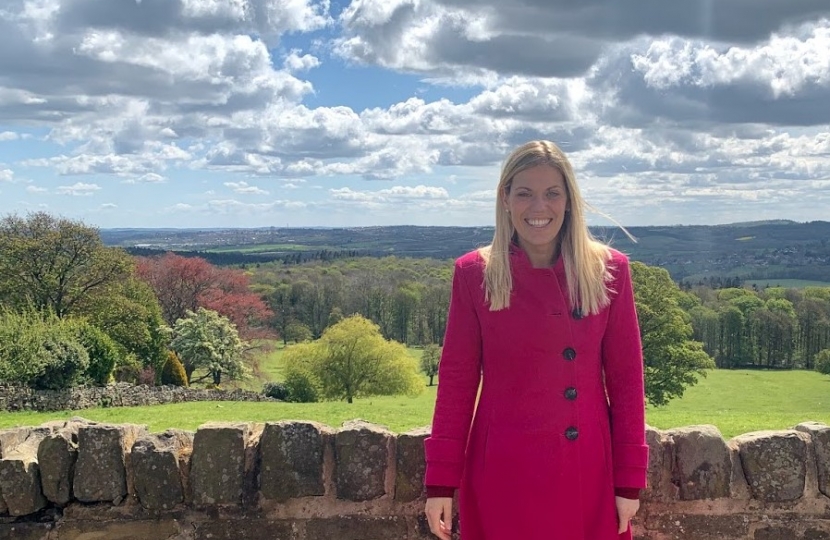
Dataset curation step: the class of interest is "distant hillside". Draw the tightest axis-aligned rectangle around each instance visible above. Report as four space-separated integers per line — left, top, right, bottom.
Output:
102 221 830 283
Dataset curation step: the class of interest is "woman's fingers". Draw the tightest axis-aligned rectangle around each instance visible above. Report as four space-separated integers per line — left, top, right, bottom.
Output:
425 497 453 540
616 496 640 534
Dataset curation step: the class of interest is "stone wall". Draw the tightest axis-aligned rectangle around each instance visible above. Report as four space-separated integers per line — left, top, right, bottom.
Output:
0 383 274 413
2 419 830 539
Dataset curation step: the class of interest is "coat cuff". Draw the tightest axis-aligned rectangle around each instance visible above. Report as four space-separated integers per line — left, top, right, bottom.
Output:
614 487 641 500
613 443 649 489
426 485 456 498
424 437 466 487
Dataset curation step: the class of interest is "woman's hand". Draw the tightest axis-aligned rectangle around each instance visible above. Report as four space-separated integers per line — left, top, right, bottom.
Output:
425 497 454 540
616 496 640 534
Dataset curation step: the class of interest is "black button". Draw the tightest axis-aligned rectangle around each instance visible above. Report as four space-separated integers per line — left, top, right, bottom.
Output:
564 387 577 400
565 427 579 441
562 347 576 361
572 307 583 320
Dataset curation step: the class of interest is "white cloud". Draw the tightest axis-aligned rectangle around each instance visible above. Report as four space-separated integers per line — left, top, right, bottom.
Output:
283 50 321 72
56 182 101 196
165 197 306 215
1 1 830 226
632 25 830 97
26 185 48 193
100 203 117 209
133 173 167 184
330 184 449 202
336 0 830 78
224 180 270 195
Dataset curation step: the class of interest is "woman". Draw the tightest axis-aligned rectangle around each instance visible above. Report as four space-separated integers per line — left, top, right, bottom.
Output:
423 140 648 540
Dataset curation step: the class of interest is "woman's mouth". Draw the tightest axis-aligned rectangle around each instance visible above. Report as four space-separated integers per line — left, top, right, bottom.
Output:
525 218 553 228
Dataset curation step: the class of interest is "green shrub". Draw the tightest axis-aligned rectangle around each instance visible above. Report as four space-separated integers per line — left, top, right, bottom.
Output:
0 309 49 385
816 349 830 375
0 308 89 390
32 333 89 390
161 351 189 387
112 353 142 384
284 371 319 403
262 381 288 400
72 321 120 386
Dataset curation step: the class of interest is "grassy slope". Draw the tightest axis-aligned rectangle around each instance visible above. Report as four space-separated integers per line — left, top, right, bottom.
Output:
2 349 828 439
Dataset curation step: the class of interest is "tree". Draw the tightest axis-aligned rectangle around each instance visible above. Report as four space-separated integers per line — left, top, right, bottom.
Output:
0 212 133 318
285 321 313 343
136 252 272 340
75 276 168 374
268 283 294 345
160 351 189 387
282 315 423 403
170 308 247 385
631 262 715 407
420 343 441 386
815 349 830 375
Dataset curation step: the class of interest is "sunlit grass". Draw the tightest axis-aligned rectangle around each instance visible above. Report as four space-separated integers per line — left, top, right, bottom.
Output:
2 355 827 439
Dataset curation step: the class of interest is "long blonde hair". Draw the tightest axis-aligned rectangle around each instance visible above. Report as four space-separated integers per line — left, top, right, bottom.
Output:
479 140 630 314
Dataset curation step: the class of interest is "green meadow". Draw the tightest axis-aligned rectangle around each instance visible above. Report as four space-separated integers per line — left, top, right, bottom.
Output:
1 346 828 439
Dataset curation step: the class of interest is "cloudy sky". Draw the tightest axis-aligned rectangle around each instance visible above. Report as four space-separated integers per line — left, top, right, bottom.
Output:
1 0 829 229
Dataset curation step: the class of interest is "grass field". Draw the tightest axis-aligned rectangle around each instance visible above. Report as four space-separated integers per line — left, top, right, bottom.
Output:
2 351 829 439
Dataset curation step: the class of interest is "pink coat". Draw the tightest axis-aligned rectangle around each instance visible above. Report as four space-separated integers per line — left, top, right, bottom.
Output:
425 245 649 540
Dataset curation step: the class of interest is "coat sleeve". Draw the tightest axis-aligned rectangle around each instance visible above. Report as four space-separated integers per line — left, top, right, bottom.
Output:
423 257 483 489
601 254 649 490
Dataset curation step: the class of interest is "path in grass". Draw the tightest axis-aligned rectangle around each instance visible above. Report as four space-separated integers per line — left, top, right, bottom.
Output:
2 363 828 439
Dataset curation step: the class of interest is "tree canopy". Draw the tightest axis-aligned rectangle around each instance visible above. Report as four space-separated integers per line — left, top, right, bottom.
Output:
631 262 715 406
170 307 247 386
283 315 423 403
136 252 272 340
0 212 133 318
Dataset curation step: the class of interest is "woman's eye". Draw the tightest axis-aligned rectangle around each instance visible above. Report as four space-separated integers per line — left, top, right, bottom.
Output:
546 191 560 199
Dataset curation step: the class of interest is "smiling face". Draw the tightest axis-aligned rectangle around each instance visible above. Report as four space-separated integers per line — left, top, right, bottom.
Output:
503 164 569 267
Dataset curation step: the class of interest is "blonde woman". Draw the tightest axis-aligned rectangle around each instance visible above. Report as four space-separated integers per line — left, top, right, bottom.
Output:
424 140 648 540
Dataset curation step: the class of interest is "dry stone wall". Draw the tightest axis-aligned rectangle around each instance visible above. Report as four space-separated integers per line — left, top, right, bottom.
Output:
0 383 274 413
2 419 830 539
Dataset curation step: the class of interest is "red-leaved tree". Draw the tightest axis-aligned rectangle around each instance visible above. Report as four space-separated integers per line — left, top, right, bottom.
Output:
135 253 273 340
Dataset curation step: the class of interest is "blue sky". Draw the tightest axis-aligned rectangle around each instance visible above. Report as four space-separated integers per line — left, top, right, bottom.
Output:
1 0 829 228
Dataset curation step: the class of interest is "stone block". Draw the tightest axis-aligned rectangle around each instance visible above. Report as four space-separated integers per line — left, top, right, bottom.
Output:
795 421 830 497
260 421 331 501
669 425 732 500
191 519 296 540
306 516 411 540
395 426 429 502
54 519 180 540
38 422 85 506
191 422 260 506
0 427 33 513
0 522 53 540
642 512 751 539
733 430 808 502
0 427 31 457
132 430 193 510
335 420 391 501
0 428 52 516
73 424 147 503
643 425 672 501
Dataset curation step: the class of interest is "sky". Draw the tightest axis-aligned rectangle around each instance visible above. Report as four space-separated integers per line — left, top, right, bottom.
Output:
0 0 829 229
